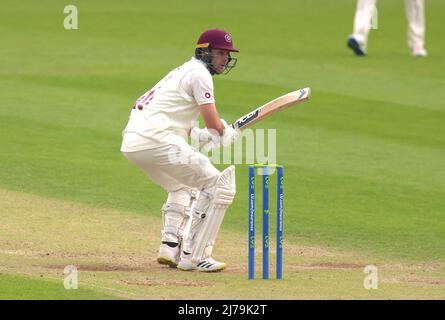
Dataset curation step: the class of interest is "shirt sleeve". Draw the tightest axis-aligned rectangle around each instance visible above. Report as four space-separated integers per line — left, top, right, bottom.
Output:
190 68 215 105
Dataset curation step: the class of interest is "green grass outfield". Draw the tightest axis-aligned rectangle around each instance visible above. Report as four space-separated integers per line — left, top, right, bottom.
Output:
1 0 444 299
0 273 120 300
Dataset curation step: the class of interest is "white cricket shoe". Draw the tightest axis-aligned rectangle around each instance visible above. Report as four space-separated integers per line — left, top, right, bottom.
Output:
411 47 428 57
178 257 226 272
157 243 180 268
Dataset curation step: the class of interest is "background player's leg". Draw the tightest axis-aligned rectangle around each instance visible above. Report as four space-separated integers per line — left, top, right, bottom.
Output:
348 0 377 55
405 0 427 56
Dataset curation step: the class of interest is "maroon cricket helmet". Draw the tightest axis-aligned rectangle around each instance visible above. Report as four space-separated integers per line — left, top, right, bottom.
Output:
196 29 239 52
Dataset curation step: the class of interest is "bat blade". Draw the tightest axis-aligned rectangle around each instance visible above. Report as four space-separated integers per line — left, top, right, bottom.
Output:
231 87 311 130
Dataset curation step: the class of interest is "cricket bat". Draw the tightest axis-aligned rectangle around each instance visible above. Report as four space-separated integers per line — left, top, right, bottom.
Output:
231 87 311 130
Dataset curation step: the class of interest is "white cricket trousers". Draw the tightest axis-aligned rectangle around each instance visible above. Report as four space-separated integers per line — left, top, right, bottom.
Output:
122 139 221 194
352 0 425 50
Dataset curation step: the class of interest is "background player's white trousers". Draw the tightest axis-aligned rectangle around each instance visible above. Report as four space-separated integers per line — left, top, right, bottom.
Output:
352 0 425 50
404 0 425 51
122 139 220 194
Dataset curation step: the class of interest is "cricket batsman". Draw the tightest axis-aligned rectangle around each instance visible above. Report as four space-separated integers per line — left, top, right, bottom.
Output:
120 29 240 272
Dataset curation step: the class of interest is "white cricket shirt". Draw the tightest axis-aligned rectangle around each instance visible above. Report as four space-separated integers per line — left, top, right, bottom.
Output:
121 57 215 152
